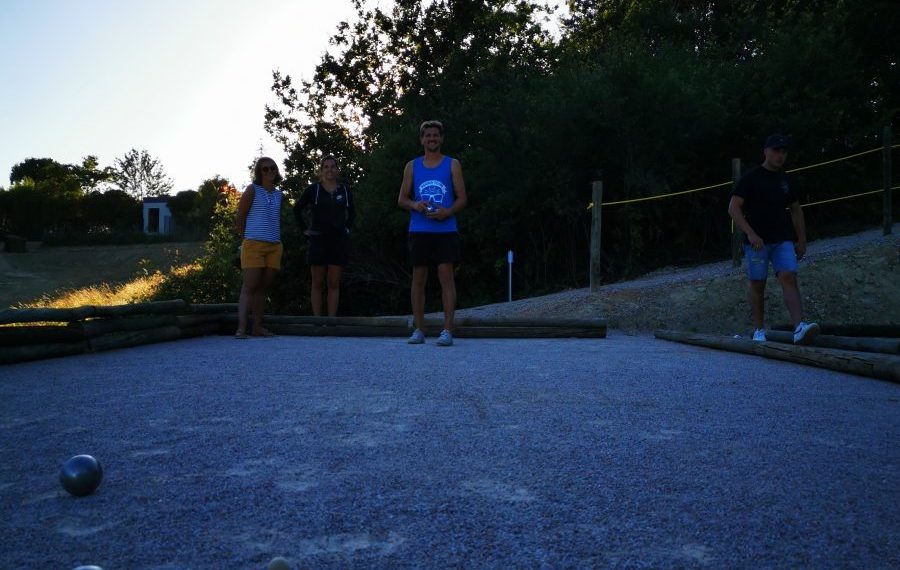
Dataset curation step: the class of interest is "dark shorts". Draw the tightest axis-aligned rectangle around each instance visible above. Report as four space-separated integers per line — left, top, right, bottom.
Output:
408 232 461 266
307 233 349 267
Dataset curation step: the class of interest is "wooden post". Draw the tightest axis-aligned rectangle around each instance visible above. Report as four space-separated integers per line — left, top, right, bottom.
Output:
731 158 743 266
589 179 603 291
884 125 893 235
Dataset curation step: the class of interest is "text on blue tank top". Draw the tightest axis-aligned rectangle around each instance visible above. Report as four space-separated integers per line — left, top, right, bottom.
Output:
244 184 282 242
409 156 457 233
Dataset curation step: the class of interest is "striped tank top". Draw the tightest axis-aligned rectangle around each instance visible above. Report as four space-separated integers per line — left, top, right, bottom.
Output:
244 184 282 243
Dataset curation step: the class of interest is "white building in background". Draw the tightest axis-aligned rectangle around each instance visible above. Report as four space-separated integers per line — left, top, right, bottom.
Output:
142 197 174 235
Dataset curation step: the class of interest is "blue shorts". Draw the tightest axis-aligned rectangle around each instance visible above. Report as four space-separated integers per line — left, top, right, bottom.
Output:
744 242 797 280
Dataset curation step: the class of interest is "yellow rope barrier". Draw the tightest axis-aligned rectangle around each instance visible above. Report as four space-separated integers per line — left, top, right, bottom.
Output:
801 185 899 208
592 180 732 208
786 146 892 173
586 143 899 210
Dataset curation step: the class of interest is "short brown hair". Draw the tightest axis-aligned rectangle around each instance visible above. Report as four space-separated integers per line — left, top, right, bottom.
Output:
419 120 444 137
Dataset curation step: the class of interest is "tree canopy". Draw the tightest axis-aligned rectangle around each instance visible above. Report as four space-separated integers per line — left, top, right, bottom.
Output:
0 152 202 242
113 148 174 200
262 0 898 314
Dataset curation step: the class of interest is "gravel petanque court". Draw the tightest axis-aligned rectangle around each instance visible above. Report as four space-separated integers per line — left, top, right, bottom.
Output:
1 333 898 568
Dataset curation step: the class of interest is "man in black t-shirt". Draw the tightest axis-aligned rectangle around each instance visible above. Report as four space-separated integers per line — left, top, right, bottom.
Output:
728 134 820 345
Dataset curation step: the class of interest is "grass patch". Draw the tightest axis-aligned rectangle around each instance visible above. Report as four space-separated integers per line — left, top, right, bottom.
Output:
21 273 164 309
0 242 205 309
20 263 201 309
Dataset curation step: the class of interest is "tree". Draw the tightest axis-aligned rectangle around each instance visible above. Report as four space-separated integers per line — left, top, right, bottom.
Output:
73 155 115 192
10 158 70 185
266 0 560 306
81 189 142 232
166 176 235 239
113 148 174 200
260 0 896 315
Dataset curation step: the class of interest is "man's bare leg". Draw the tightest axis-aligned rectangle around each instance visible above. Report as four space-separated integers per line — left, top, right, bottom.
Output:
437 262 456 331
748 279 766 330
410 266 428 331
777 271 803 328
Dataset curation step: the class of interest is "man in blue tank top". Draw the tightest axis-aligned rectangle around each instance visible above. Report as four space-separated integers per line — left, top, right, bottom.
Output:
397 120 469 346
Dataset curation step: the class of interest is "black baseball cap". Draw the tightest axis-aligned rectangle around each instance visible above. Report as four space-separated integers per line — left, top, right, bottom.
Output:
764 134 790 149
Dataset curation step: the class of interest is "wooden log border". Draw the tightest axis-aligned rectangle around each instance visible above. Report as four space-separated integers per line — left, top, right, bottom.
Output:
764 330 899 355
772 323 900 338
0 301 608 365
654 329 900 383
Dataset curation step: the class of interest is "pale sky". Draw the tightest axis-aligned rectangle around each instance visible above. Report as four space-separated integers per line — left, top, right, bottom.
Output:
0 0 366 192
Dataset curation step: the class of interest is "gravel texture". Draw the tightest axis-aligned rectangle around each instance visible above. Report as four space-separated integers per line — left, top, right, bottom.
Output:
1 333 899 568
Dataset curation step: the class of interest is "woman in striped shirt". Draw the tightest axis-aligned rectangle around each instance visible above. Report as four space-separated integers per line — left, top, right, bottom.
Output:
234 157 284 338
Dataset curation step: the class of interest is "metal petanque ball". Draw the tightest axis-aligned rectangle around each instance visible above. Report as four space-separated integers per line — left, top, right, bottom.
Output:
59 455 103 497
72 566 104 570
268 557 291 570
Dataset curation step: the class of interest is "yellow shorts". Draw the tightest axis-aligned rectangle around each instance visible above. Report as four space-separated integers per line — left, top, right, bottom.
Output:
240 239 283 270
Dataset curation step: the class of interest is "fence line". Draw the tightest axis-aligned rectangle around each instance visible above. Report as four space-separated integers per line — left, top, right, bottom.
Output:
587 132 895 279
786 146 888 173
801 185 900 209
588 143 899 209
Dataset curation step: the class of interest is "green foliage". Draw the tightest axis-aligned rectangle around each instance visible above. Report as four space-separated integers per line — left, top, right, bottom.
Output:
0 155 142 240
10 156 114 193
81 189 142 231
166 176 236 240
113 148 174 200
73 155 116 192
259 0 893 314
153 194 244 304
0 176 82 239
10 158 65 184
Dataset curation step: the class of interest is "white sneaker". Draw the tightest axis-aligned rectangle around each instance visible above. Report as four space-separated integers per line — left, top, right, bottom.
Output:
407 328 425 344
435 329 454 347
793 322 820 345
752 329 767 342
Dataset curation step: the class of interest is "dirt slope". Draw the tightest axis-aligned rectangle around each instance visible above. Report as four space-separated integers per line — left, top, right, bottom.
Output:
456 226 899 335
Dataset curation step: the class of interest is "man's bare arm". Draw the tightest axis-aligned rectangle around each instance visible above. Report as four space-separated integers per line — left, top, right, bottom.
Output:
728 195 763 249
397 162 424 212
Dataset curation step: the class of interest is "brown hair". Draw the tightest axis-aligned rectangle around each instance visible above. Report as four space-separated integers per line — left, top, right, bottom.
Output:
252 157 283 185
317 154 340 182
419 120 444 137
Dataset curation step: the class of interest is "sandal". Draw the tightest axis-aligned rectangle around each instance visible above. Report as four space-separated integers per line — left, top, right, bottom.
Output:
234 331 249 339
252 328 276 337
